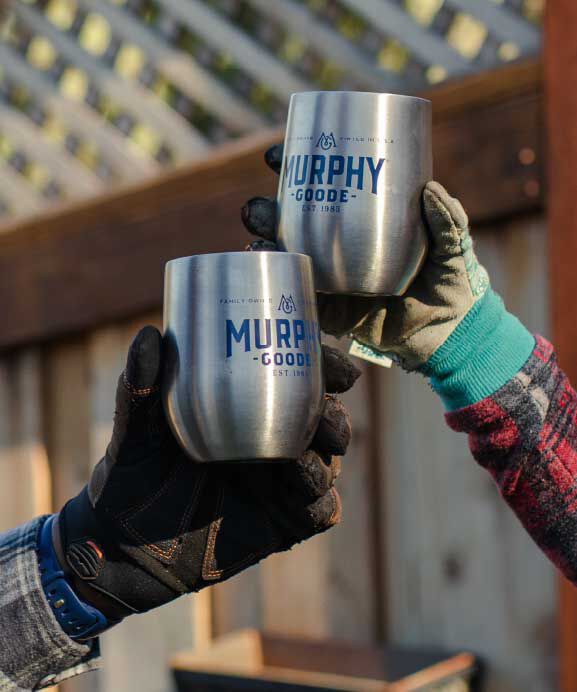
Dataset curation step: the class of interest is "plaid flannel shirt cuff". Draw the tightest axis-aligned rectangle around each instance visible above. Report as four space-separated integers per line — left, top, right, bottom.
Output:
0 516 101 691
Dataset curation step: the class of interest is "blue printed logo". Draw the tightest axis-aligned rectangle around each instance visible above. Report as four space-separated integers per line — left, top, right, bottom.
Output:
315 132 337 151
278 294 297 314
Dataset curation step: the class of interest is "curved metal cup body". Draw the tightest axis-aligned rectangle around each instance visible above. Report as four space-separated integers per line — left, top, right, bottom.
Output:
277 91 432 296
163 252 324 462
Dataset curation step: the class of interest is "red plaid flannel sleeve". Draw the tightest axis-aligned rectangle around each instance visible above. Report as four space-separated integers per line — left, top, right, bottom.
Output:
446 336 577 583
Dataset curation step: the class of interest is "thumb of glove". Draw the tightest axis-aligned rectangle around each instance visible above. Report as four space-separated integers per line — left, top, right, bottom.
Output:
423 181 470 259
108 325 165 466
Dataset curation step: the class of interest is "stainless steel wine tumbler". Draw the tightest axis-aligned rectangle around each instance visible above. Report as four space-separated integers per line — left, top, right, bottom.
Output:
277 91 432 296
163 252 324 462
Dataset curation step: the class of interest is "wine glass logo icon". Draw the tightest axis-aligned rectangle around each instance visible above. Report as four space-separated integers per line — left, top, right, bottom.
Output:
315 132 337 150
278 294 297 314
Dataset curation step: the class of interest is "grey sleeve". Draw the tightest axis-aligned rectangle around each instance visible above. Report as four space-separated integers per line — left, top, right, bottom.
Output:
0 517 101 691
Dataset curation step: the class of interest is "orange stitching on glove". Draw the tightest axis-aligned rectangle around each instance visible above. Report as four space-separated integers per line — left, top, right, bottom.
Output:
122 372 160 397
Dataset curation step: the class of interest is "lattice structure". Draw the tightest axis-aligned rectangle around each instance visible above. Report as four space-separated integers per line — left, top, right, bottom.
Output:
0 0 543 226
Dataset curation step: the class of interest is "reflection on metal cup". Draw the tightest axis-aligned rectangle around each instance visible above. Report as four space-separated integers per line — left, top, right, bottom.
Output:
163 252 324 462
277 91 432 296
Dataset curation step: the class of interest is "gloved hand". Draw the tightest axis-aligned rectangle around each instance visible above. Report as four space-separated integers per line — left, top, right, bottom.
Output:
244 144 535 411
54 326 360 622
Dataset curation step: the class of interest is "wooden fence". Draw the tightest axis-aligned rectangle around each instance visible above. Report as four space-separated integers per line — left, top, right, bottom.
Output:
0 60 556 692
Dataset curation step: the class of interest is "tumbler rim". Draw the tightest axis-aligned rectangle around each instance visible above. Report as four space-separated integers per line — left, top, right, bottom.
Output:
289 90 431 105
165 251 313 267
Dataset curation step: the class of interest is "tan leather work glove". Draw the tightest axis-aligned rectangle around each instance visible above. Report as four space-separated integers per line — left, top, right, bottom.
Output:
243 143 535 411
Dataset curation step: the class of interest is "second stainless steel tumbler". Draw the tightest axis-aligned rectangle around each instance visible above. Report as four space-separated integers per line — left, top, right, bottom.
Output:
163 252 324 462
277 91 432 296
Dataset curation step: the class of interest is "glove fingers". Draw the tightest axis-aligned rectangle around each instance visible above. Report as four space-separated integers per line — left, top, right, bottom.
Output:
321 344 361 394
295 487 342 538
125 325 162 392
241 196 277 241
310 395 351 457
281 449 339 501
246 239 277 252
109 326 171 466
423 181 469 258
273 480 342 539
264 143 283 175
238 464 341 541
240 144 282 239
318 293 384 338
350 303 390 353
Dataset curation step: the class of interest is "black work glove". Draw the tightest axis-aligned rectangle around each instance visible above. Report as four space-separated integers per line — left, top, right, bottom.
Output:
55 325 360 622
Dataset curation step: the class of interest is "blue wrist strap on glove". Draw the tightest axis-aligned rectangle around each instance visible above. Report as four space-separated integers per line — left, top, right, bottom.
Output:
38 515 108 641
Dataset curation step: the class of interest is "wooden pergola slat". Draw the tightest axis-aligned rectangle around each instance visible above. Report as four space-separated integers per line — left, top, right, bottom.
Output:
0 104 105 198
0 43 159 181
340 0 471 76
75 0 267 133
14 2 210 161
447 0 541 53
157 0 314 100
248 0 411 93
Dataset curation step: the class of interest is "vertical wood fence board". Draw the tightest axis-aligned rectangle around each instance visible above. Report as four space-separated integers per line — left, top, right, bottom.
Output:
0 351 55 691
0 361 16 532
378 216 556 691
211 566 263 638
326 359 379 643
479 217 557 688
259 348 378 642
45 338 91 511
544 3 577 690
44 339 94 692
0 350 51 531
85 327 128 692
261 533 330 638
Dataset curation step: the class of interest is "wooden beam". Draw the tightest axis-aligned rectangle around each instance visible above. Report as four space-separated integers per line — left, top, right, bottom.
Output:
0 61 543 351
544 3 577 692
426 58 541 117
434 90 543 225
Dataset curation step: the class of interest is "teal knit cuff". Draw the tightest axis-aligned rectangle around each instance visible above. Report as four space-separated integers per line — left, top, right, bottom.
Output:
419 290 536 411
